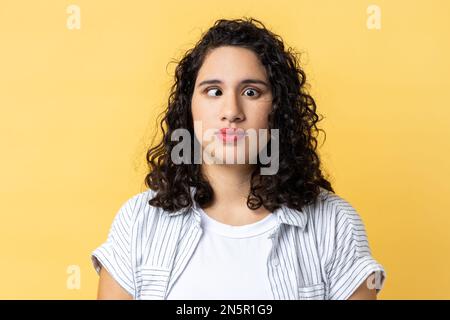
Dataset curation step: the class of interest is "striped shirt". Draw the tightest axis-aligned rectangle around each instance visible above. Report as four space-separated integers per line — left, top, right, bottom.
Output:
91 186 386 300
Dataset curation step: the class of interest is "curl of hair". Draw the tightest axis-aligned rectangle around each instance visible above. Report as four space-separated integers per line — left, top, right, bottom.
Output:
145 17 334 213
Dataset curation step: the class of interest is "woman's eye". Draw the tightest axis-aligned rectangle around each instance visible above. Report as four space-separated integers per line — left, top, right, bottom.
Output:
243 88 259 97
205 87 260 97
206 88 222 97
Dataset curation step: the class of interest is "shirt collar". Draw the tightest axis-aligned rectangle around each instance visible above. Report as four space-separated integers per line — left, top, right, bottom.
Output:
166 186 308 230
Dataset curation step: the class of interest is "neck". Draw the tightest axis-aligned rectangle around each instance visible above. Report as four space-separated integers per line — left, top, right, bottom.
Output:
199 164 270 225
201 163 256 205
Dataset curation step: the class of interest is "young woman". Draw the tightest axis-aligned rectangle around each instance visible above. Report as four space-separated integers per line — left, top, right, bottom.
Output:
91 17 386 300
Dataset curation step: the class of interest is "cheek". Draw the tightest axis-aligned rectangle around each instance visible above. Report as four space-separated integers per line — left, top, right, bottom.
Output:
249 102 272 145
191 94 216 142
190 93 201 121
251 103 272 130
191 92 216 121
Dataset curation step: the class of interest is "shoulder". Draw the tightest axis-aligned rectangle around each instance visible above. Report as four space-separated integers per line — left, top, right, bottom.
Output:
304 187 362 226
113 188 164 229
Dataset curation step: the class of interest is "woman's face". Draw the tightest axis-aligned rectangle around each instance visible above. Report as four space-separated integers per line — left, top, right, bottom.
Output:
191 46 273 165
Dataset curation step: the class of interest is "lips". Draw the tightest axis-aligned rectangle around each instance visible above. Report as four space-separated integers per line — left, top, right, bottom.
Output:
218 128 246 136
216 128 246 143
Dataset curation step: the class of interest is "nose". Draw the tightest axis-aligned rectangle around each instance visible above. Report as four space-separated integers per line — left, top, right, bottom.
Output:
220 91 245 123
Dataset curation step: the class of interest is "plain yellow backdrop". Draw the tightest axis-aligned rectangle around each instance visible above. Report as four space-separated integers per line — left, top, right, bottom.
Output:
0 0 449 299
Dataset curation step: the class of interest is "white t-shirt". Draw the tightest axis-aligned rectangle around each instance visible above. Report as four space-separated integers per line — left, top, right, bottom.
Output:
166 207 279 300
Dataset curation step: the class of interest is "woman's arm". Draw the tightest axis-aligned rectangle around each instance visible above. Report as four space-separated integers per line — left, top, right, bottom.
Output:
97 266 133 300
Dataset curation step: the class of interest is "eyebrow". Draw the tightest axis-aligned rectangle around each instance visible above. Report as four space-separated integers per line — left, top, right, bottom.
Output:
196 78 270 88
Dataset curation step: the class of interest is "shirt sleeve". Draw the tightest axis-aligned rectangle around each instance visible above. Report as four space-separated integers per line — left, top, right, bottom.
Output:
91 196 136 297
326 203 386 300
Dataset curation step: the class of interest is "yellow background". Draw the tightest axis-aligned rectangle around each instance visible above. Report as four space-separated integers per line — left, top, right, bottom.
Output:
0 0 449 299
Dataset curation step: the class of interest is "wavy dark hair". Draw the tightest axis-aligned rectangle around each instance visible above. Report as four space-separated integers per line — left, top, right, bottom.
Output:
145 17 334 213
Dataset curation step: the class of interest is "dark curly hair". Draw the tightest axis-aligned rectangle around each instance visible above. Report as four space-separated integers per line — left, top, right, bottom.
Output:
145 17 334 213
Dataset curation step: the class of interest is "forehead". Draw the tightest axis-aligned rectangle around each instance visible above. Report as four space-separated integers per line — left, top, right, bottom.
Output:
197 46 268 80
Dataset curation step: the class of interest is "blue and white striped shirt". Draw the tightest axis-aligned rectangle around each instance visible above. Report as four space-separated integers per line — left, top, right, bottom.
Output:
91 186 386 300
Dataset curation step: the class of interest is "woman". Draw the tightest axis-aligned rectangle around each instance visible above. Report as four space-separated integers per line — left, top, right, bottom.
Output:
91 17 386 300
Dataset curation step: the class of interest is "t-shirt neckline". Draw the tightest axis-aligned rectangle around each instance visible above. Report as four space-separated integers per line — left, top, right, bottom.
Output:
198 207 278 238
